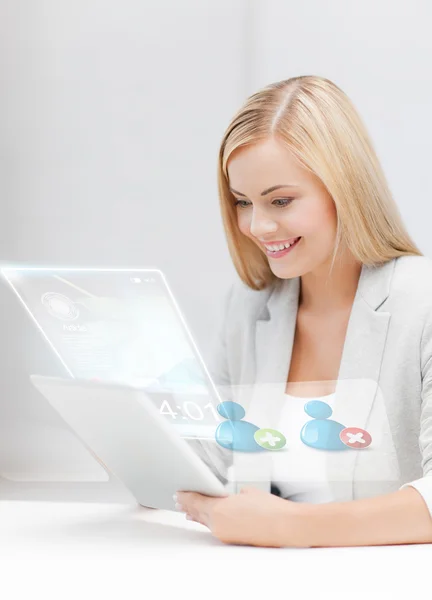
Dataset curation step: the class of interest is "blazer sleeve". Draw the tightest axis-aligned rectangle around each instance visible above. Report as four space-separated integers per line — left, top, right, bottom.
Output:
184 283 235 484
399 308 432 517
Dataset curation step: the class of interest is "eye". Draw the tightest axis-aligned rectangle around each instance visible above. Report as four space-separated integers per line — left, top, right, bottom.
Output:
233 199 251 208
272 198 294 207
234 198 294 208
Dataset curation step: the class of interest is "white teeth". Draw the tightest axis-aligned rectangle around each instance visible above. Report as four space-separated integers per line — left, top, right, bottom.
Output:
265 238 299 252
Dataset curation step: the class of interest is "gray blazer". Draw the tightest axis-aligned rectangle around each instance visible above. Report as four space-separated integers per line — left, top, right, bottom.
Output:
205 254 432 515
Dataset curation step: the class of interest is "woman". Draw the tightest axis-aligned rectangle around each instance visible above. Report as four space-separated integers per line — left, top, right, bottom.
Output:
176 75 432 547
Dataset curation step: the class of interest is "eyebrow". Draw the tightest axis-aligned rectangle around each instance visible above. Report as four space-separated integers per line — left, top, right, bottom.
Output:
229 184 299 197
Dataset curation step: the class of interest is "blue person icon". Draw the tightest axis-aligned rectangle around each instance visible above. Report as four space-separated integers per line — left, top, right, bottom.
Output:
215 401 265 452
300 400 348 451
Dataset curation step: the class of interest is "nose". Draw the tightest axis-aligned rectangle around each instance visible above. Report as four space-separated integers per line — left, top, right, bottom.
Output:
249 207 278 238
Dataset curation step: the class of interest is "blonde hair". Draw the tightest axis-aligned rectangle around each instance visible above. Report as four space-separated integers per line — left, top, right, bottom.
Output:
217 75 423 290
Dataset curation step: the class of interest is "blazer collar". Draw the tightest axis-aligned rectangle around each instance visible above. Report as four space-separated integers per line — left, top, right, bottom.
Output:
243 258 397 502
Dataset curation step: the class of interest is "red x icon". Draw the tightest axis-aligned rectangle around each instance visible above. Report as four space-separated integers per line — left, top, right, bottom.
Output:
339 427 372 449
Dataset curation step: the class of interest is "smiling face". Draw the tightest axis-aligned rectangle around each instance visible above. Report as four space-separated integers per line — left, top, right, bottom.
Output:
227 137 339 280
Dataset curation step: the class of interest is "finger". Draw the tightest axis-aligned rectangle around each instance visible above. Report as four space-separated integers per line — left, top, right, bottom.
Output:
177 491 216 511
177 492 219 526
186 513 206 526
173 495 203 524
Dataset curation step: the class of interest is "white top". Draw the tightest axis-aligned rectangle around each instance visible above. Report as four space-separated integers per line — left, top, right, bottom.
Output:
271 392 337 503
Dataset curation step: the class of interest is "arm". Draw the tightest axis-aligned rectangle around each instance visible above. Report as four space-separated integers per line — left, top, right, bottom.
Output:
176 482 432 548
292 485 432 547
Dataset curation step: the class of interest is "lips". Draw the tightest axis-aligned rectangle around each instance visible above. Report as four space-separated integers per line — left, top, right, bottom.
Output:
264 236 302 258
261 237 300 249
264 237 301 251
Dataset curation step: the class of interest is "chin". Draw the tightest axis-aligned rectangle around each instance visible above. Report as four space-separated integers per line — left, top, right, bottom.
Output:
269 264 304 280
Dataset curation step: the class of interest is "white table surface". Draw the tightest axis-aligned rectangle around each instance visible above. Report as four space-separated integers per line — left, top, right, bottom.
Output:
1 499 431 600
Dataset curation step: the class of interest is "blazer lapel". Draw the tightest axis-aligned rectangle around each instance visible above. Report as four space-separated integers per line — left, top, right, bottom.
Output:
246 258 396 502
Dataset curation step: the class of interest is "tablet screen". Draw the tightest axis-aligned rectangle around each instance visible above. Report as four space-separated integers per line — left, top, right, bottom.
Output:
2 268 223 438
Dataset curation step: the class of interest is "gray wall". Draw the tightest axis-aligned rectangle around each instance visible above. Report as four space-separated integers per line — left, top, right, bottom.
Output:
0 0 245 498
1 0 431 500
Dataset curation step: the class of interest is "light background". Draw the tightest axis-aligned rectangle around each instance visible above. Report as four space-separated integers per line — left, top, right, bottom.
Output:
0 0 431 497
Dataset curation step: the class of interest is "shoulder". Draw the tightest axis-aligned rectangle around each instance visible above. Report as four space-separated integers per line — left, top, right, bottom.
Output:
395 257 432 371
393 255 432 286
391 255 432 303
384 256 432 348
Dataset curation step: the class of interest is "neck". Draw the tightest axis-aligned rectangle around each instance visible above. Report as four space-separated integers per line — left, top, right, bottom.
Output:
299 251 363 313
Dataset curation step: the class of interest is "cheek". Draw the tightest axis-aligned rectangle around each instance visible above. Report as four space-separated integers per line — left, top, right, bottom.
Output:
319 203 338 238
296 199 337 237
236 211 251 237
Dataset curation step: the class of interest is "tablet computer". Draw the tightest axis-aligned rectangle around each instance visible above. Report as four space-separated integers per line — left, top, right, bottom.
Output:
1 267 225 441
31 375 228 510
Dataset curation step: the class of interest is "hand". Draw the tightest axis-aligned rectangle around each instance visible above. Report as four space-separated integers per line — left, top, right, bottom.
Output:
175 486 308 548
